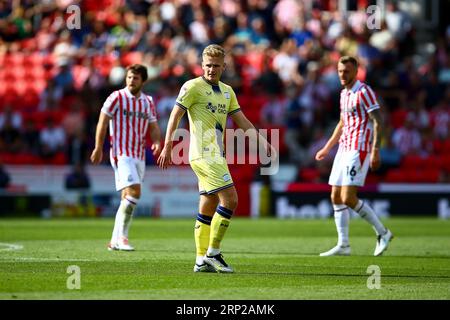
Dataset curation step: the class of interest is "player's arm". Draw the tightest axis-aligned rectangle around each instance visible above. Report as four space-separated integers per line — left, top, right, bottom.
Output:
148 121 162 156
315 117 343 161
368 108 383 170
90 111 111 165
231 111 277 158
157 105 186 169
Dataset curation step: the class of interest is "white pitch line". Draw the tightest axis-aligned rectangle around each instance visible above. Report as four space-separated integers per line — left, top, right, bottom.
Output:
0 242 23 252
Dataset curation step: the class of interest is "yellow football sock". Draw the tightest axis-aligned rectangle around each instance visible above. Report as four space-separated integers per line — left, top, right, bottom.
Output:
195 214 212 257
209 206 233 250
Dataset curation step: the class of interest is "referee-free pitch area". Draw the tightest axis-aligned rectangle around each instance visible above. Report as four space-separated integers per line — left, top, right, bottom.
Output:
0 217 449 300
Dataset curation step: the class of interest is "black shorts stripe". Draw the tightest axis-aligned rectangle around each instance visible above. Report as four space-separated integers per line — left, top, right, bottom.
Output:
176 102 187 110
206 183 234 195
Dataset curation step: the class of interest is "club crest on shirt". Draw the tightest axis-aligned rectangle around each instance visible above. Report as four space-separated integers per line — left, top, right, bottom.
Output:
224 92 230 99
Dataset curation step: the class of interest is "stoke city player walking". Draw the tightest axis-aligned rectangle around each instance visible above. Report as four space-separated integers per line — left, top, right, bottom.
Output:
91 64 161 251
315 56 393 257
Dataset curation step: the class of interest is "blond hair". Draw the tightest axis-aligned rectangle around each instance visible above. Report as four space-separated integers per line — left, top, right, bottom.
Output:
338 56 359 68
202 44 226 59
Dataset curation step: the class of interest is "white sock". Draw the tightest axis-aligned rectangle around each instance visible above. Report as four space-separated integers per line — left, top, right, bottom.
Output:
111 202 126 244
333 204 349 246
122 195 138 239
110 196 137 243
196 256 204 265
206 247 220 257
353 200 387 236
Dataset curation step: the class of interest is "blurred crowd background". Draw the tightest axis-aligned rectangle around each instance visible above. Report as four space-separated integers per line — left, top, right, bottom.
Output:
0 0 449 188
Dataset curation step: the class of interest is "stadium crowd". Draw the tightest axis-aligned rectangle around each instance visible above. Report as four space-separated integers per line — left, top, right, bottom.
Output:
0 0 449 183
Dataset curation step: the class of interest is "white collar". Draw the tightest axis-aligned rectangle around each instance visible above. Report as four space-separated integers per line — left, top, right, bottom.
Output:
347 80 362 93
123 87 145 100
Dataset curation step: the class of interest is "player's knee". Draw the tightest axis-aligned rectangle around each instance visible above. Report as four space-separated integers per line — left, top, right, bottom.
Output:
200 195 219 215
342 196 357 208
330 194 341 204
218 187 238 210
219 196 238 211
124 186 141 199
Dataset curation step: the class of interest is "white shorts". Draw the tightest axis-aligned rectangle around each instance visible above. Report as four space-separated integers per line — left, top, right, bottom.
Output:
110 156 145 191
328 148 370 187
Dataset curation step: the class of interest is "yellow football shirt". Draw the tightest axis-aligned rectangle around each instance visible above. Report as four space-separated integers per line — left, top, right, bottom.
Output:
176 76 241 162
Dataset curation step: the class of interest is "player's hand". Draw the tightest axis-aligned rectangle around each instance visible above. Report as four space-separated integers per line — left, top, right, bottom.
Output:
315 148 328 161
151 142 162 156
370 148 381 171
90 148 103 165
157 146 172 170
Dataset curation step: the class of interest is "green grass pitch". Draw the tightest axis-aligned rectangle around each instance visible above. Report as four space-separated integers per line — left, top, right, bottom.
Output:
0 217 449 300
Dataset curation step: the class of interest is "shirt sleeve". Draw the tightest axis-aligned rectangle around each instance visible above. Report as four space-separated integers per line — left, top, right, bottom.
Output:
227 87 241 115
175 82 195 111
101 91 120 117
360 85 380 113
146 95 158 123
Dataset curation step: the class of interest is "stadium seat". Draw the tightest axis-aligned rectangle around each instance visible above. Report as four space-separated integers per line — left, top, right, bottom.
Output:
1 86 20 106
433 139 444 154
23 52 45 67
17 90 40 111
401 155 424 168
43 54 56 67
28 79 47 94
441 155 450 173
390 108 408 128
93 54 117 77
121 52 143 66
0 153 15 164
3 53 25 66
408 169 440 183
12 153 40 165
3 67 26 82
424 155 444 169
385 169 408 183
365 173 381 184
32 111 54 129
50 152 68 165
246 51 265 74
20 38 38 52
443 141 450 154
24 66 45 79
237 95 251 109
299 168 320 182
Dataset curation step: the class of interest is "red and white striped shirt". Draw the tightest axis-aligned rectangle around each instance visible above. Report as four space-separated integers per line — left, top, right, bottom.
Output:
101 87 157 161
339 80 379 152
